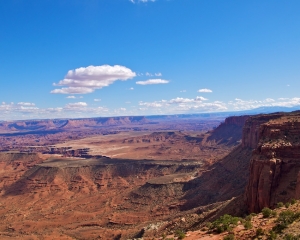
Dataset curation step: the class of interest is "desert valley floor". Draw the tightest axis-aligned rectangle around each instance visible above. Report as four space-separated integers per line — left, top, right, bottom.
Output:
1 113 300 239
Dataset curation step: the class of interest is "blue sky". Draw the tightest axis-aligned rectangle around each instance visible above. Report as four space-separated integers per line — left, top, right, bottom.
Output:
1 0 300 120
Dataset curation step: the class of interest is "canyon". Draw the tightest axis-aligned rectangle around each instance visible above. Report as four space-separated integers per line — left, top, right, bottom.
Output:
0 112 299 239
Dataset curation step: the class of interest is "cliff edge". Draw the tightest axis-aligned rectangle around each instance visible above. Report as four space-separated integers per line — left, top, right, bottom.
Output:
245 111 300 212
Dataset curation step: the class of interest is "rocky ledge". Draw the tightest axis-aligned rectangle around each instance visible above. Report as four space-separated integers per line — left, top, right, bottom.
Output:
245 111 300 212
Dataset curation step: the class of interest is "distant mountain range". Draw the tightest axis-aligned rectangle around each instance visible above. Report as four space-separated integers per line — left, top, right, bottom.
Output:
1 106 300 130
237 106 300 114
147 105 300 120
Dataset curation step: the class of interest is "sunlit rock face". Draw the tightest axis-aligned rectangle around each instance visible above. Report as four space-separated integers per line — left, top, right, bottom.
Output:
245 111 300 212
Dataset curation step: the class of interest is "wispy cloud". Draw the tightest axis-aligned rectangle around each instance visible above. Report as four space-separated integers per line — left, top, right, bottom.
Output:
17 102 36 106
198 88 212 93
0 101 108 120
228 97 300 110
136 79 169 85
144 72 162 77
51 65 136 94
65 102 88 109
0 102 39 115
66 96 83 99
2 97 300 121
139 96 225 114
94 99 101 102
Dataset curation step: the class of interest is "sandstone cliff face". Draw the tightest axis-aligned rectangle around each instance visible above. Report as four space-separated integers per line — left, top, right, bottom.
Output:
245 112 300 212
207 115 249 146
241 114 284 149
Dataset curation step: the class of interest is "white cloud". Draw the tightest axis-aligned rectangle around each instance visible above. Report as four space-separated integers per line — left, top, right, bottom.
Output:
51 87 94 94
143 72 162 77
129 87 134 90
0 102 39 115
169 96 207 104
136 79 169 85
265 98 275 102
138 96 220 114
65 102 88 109
17 102 35 106
198 88 212 93
0 101 110 120
3 97 300 121
51 65 136 94
180 90 187 93
228 97 300 110
94 99 101 102
66 95 83 99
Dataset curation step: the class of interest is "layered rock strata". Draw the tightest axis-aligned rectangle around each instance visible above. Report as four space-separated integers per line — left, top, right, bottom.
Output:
245 111 300 212
208 115 249 146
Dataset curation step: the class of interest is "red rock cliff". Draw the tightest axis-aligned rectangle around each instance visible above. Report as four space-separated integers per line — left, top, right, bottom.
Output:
245 111 300 212
242 114 284 149
207 115 249 146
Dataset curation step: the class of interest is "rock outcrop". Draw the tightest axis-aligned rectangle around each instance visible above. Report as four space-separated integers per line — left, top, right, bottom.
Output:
245 111 300 212
5 158 201 196
242 113 284 149
208 115 249 146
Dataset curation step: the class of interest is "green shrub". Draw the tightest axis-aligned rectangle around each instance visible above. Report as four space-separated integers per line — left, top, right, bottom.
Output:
256 227 264 236
277 202 284 207
174 230 185 240
245 215 252 221
262 207 276 218
272 223 286 233
273 210 300 233
205 222 212 229
285 202 291 208
291 199 296 205
268 230 277 240
278 210 300 224
223 234 235 240
210 214 240 233
284 234 300 240
243 220 252 229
